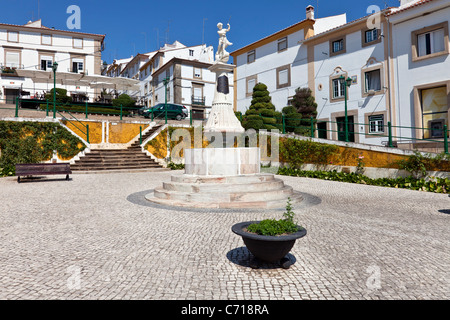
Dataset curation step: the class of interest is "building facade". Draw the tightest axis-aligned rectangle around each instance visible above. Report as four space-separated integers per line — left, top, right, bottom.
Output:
230 6 347 114
137 42 233 119
304 9 393 145
0 19 105 103
231 0 450 150
388 0 450 149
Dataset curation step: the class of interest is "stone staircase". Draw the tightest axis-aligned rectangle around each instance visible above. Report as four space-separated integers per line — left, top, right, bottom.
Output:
147 173 303 209
71 125 164 172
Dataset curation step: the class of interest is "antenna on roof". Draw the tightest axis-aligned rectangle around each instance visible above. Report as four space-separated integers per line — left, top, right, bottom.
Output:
202 18 207 45
166 20 172 45
37 0 40 20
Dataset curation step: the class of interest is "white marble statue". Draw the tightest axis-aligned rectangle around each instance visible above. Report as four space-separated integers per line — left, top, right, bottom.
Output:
216 23 232 63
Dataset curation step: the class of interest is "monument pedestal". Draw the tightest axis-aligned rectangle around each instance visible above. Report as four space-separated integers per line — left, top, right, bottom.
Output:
145 53 302 210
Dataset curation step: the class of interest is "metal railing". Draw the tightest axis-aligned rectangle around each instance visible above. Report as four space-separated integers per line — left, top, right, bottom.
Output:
236 113 449 154
191 96 206 106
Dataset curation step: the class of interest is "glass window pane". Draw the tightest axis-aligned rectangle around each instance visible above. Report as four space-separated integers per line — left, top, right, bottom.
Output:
6 52 19 67
279 69 288 85
433 28 445 53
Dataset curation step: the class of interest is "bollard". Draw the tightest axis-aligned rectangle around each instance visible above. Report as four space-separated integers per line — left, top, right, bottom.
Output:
388 122 393 148
15 97 19 118
445 125 448 154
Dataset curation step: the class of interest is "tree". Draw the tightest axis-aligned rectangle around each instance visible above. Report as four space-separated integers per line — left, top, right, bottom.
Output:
44 88 73 104
242 83 281 131
291 87 318 119
112 94 136 108
283 88 318 136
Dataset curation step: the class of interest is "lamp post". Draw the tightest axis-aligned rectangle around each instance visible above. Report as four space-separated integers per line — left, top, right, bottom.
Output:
163 77 170 124
52 61 58 119
339 75 353 142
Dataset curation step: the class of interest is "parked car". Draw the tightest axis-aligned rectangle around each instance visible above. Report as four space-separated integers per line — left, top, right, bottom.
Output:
138 106 151 116
144 103 189 121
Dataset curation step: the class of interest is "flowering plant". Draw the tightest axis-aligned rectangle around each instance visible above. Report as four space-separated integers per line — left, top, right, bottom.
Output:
356 155 365 175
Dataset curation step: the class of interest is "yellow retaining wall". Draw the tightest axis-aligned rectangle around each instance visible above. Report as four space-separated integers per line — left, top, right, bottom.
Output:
144 128 450 171
109 122 149 144
63 120 149 145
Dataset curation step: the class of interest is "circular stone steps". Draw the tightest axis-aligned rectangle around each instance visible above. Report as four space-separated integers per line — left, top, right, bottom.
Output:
146 173 303 209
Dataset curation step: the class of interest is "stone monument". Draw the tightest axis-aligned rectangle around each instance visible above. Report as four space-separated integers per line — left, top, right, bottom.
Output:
146 23 302 209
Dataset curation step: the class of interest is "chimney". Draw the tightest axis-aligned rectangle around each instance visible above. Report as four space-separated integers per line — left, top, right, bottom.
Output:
306 5 315 20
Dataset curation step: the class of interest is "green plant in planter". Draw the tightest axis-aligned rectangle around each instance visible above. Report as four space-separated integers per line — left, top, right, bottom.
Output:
247 198 300 236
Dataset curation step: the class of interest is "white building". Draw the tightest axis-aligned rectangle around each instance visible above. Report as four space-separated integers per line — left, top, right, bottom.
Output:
230 6 347 114
0 19 105 103
388 0 450 150
137 41 231 119
303 8 393 145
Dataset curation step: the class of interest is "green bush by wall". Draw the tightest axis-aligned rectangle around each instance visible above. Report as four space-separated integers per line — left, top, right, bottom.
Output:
0 121 86 176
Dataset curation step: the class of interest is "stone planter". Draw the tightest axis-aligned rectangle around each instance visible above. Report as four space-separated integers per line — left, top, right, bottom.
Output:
232 221 307 269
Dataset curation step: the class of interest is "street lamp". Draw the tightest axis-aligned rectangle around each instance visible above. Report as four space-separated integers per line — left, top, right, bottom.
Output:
163 77 170 124
52 61 58 118
339 75 353 142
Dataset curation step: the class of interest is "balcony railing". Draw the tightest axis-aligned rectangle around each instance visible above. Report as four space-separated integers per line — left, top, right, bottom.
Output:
192 96 206 106
1 64 23 76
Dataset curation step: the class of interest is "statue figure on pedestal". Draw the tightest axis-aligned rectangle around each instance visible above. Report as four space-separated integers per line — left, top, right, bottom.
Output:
216 23 232 63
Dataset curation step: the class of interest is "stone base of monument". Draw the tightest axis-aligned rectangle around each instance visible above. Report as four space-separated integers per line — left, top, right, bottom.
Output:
145 148 303 210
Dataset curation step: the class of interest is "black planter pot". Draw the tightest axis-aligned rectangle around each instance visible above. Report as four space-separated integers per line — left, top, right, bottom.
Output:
232 221 307 269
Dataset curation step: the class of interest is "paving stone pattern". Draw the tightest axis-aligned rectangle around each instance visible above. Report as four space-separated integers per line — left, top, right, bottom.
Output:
0 171 448 300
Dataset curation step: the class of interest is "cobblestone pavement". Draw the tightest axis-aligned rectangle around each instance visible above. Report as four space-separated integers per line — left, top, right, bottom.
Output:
0 171 448 300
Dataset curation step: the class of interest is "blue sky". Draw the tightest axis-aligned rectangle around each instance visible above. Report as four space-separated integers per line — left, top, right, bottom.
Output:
1 0 399 63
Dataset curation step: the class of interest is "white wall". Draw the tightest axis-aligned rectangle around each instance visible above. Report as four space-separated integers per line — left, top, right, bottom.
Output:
234 29 306 113
312 23 389 145
390 1 450 139
0 26 100 102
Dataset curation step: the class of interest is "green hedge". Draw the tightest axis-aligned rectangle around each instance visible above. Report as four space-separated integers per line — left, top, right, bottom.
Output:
0 121 86 177
278 167 449 194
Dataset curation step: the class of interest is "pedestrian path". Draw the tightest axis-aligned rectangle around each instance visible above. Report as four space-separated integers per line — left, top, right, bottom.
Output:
0 171 448 300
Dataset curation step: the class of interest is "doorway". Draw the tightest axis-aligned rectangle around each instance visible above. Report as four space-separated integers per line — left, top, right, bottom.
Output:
317 122 328 139
4 88 20 104
336 116 355 142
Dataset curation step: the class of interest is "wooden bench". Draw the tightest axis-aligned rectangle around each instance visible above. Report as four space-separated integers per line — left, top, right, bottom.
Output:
15 163 72 183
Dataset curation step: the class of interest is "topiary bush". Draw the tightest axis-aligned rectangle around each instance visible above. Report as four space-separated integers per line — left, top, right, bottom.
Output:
242 83 279 131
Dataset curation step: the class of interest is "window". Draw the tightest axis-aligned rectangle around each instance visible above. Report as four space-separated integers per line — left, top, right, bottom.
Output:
5 51 20 68
40 56 53 71
332 39 344 53
72 59 84 73
329 37 346 57
365 29 378 43
332 78 346 99
369 115 385 133
73 38 83 49
194 67 202 78
8 31 19 42
412 22 449 62
278 37 288 52
246 75 257 96
417 28 445 57
247 50 255 64
189 50 194 57
276 65 291 89
279 69 288 85
364 69 381 93
421 86 448 139
41 34 52 45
